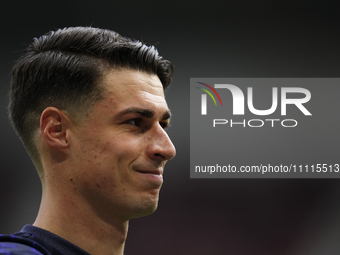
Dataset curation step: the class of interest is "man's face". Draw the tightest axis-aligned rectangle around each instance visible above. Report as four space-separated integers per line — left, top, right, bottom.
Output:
69 69 176 221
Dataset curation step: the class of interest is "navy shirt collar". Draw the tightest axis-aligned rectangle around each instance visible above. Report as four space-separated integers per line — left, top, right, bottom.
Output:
17 225 91 255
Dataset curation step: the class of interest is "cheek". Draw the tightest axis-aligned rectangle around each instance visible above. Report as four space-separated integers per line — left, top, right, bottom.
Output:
73 129 143 179
106 134 142 159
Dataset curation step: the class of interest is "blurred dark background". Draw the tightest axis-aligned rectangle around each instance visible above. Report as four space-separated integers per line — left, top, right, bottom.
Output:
1 1 340 254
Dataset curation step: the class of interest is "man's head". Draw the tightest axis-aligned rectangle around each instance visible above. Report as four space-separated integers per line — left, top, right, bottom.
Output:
63 68 176 220
9 27 173 167
8 27 176 220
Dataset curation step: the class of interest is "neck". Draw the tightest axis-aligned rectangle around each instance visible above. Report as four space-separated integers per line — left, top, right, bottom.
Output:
34 184 129 255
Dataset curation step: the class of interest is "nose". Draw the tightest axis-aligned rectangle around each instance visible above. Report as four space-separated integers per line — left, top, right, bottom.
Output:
146 126 176 162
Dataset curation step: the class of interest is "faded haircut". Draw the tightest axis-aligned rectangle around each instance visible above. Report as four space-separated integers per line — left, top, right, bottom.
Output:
8 26 173 164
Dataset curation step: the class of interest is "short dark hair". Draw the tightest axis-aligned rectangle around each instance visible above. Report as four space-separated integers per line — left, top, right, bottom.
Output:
8 26 174 162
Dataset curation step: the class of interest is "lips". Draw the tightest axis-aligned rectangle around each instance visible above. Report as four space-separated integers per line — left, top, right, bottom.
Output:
135 168 162 175
134 167 164 185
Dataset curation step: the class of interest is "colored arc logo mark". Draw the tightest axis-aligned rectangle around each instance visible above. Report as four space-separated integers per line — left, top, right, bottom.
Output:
196 82 223 106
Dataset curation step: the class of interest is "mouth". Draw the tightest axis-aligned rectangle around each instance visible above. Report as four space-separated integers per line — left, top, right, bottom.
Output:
135 169 163 175
134 168 164 185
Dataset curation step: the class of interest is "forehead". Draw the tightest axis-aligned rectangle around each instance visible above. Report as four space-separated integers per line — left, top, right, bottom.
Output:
101 69 166 106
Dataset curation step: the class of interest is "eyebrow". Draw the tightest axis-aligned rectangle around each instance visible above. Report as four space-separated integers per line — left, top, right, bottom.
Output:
118 107 172 120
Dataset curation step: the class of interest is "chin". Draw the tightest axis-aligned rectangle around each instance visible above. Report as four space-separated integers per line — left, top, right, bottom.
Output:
130 195 160 219
133 207 158 219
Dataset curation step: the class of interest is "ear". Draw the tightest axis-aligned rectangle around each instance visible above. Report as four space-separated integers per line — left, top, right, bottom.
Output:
40 107 71 151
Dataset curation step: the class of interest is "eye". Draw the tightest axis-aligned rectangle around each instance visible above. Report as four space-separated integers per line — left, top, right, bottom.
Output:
126 118 142 127
160 121 170 130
